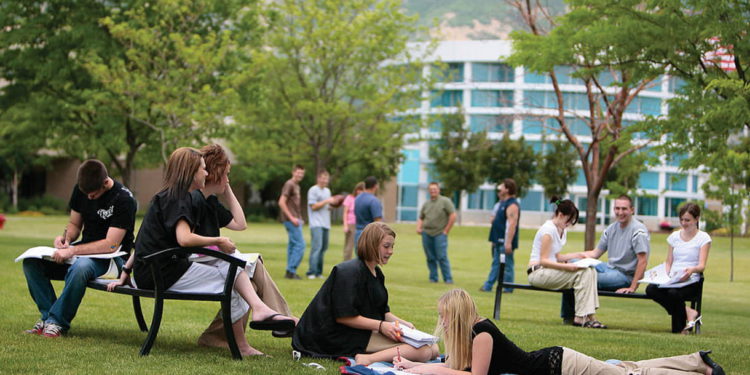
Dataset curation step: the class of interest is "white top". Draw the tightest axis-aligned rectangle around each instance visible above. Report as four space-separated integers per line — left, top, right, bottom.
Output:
307 185 331 228
666 229 711 286
529 220 566 264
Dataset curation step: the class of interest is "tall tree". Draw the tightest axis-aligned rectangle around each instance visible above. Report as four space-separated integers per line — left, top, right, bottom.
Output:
429 111 493 221
486 134 538 198
506 0 660 248
232 0 431 192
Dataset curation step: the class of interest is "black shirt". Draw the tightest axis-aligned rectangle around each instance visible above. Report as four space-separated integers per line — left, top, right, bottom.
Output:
133 191 194 290
471 319 562 375
68 180 137 254
190 190 233 237
292 259 390 358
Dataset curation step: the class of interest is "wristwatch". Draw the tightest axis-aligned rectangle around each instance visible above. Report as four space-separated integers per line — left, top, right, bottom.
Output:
121 266 132 275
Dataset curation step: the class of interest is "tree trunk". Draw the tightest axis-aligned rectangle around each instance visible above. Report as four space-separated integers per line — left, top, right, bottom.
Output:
11 168 19 209
584 190 599 250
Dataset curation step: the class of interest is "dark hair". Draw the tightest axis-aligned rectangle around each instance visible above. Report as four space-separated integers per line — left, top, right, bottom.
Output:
502 178 517 196
77 159 109 194
615 194 633 208
200 144 229 185
550 196 579 225
364 176 378 189
293 164 305 171
679 202 701 228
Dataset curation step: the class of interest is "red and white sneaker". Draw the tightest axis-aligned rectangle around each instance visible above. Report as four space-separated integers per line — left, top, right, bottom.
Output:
23 320 45 335
42 323 65 338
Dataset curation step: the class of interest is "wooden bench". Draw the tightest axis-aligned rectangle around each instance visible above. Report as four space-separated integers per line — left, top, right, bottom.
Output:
86 247 247 359
491 262 703 333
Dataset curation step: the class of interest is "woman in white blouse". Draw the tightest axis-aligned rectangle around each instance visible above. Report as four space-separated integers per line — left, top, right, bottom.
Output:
646 202 711 334
527 197 606 328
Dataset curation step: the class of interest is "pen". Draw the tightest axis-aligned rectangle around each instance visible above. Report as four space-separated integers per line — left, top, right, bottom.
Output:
395 320 401 340
396 347 402 362
62 227 68 247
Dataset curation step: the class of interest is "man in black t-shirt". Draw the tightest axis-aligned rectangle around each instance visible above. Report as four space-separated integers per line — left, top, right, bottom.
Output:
22 160 137 337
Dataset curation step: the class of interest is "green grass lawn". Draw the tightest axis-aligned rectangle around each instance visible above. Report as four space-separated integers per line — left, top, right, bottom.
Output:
1 215 748 374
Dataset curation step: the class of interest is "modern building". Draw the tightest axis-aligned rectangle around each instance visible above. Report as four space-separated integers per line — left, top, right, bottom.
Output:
392 40 704 231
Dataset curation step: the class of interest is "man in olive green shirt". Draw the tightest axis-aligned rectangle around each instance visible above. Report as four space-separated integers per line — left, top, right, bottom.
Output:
416 182 457 283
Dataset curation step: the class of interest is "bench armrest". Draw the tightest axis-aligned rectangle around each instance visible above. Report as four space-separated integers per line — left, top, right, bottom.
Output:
142 247 247 269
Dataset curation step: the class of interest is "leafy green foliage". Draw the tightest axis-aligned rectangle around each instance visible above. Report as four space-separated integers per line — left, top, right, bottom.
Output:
486 134 538 198
538 141 577 199
429 111 492 200
233 0 433 193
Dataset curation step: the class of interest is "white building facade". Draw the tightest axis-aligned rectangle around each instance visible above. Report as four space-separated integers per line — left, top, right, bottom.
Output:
394 40 704 231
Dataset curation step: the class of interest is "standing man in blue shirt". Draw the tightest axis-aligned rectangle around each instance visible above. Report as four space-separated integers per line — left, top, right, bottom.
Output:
354 176 382 249
480 178 520 293
306 170 335 279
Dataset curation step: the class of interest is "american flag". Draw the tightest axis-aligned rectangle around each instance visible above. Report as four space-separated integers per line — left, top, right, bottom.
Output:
703 37 736 72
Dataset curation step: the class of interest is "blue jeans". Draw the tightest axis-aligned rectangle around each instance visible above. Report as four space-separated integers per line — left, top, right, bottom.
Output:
561 262 632 318
307 227 329 276
283 221 306 274
354 228 363 256
23 257 121 330
421 233 453 282
482 243 514 292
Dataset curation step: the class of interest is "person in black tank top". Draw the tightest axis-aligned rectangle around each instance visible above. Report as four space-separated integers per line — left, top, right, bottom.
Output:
393 289 724 375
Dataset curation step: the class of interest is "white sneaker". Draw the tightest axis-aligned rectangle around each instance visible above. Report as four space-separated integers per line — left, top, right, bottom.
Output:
307 274 316 280
24 320 45 335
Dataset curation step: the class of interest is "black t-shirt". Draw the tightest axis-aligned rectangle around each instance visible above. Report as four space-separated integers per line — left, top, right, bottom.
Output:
292 259 390 358
471 319 562 375
133 190 194 290
68 180 137 254
190 190 233 237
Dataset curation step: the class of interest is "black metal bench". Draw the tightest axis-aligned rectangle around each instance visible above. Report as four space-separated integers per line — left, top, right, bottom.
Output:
491 261 703 333
87 247 247 359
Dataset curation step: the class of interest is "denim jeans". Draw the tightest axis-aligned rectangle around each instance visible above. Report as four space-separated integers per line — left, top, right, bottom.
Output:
23 256 121 330
481 243 514 292
560 262 632 318
421 233 452 282
307 227 329 276
283 220 306 274
354 228 363 256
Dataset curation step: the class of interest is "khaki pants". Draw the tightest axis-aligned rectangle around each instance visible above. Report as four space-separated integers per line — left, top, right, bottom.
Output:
343 227 355 261
364 331 402 353
528 267 599 317
197 258 292 348
562 347 707 375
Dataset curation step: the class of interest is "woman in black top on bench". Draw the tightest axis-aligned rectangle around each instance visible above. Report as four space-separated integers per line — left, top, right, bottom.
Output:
393 289 724 375
109 147 294 356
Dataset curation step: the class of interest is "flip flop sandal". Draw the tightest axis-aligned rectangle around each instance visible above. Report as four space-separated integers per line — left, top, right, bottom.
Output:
582 320 607 329
249 313 295 331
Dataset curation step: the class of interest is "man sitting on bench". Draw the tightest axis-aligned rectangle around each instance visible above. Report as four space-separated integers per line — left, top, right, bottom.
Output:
22 160 137 337
560 195 649 324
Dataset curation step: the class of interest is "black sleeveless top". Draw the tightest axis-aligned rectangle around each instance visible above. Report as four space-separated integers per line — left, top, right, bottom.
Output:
470 319 562 375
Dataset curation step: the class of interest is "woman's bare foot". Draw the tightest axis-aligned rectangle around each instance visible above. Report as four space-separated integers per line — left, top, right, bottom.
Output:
251 309 295 324
240 346 265 357
686 307 699 322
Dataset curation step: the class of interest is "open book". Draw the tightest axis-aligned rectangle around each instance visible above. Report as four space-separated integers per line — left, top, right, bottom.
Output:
400 326 439 348
638 263 691 288
16 246 126 279
574 258 602 268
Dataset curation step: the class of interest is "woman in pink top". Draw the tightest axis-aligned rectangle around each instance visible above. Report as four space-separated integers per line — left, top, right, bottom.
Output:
342 182 365 260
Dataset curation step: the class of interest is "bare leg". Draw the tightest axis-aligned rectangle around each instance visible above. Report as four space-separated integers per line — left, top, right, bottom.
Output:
233 270 295 323
232 318 263 356
355 344 438 366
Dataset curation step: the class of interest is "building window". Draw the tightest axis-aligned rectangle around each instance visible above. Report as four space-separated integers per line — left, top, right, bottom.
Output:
668 77 686 93
666 153 687 167
398 150 420 184
471 90 513 107
400 185 418 208
470 115 513 133
434 63 464 83
399 209 417 221
667 173 688 192
638 172 660 190
473 63 514 82
520 190 543 212
692 175 699 193
524 90 556 108
636 196 658 216
626 96 662 116
666 197 686 218
430 90 462 107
